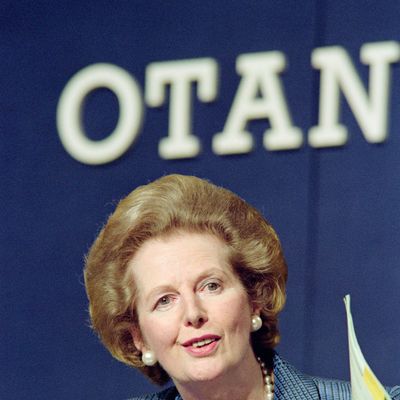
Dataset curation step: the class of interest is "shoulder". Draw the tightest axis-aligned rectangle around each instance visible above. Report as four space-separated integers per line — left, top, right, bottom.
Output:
313 378 400 400
273 353 352 400
273 353 400 400
127 386 181 400
311 376 351 400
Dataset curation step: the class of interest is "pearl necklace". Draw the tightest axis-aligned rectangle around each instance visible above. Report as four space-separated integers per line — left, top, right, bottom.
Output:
257 357 274 400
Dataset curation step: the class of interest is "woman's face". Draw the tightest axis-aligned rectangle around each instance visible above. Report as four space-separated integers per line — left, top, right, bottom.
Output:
129 232 258 386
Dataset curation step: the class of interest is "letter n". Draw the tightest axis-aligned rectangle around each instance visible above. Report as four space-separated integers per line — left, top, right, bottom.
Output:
309 42 400 147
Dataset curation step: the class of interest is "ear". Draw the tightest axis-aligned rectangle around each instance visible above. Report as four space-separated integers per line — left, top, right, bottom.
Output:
130 324 145 352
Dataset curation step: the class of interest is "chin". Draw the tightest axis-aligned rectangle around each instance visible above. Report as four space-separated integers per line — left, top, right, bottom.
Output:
185 363 226 383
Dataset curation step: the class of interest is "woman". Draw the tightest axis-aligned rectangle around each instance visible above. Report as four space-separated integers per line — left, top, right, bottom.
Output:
84 174 399 400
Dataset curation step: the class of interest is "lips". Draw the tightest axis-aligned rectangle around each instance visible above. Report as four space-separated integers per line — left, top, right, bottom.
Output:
181 334 221 357
181 334 221 348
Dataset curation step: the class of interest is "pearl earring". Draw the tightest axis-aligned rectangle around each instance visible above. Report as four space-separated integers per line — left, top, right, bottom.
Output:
251 315 262 332
141 350 157 366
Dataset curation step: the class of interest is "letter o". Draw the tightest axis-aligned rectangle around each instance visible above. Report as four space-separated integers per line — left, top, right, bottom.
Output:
57 63 143 165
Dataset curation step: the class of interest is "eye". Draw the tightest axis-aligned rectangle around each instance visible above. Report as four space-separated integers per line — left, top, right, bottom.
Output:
203 280 221 293
155 295 172 310
206 282 219 291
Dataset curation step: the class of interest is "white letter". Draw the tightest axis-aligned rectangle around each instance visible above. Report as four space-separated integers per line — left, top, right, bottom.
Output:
309 41 400 147
57 63 143 165
146 58 218 159
212 52 303 155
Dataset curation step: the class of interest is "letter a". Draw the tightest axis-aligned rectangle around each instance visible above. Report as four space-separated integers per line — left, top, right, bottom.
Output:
213 52 302 154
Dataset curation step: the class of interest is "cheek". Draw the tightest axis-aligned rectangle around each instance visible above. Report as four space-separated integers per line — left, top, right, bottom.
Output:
139 314 179 349
218 295 252 332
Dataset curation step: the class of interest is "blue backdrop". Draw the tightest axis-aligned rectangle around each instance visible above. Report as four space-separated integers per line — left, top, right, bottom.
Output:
1 1 399 399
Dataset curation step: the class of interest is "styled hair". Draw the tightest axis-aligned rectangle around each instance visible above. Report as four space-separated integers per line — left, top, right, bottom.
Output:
84 174 287 385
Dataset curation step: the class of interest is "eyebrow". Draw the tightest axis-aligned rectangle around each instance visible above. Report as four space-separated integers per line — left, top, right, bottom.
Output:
143 285 175 305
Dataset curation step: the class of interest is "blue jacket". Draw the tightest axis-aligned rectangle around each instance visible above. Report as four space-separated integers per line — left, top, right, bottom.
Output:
130 353 400 400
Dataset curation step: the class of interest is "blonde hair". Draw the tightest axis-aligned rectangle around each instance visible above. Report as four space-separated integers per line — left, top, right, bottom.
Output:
84 174 287 385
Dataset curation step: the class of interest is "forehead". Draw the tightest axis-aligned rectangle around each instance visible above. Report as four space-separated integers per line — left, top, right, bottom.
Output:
128 232 233 287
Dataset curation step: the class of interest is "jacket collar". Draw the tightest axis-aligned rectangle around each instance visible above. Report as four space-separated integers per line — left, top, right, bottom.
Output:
273 352 320 400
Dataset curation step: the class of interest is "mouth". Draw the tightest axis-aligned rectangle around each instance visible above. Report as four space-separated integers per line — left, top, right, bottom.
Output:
181 335 221 356
181 334 221 348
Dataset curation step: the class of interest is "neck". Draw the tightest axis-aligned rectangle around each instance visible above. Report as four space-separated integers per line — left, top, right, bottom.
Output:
174 353 267 400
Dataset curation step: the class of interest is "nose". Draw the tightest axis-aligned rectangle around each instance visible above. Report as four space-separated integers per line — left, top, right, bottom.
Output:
183 294 208 328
